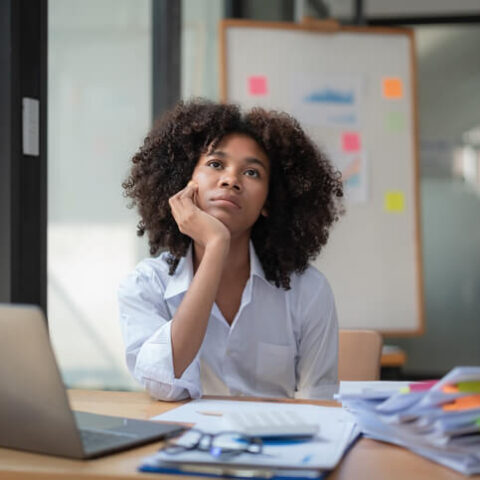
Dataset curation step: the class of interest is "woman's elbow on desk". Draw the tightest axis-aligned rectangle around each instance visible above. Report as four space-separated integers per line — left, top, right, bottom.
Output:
142 377 193 402
145 381 190 402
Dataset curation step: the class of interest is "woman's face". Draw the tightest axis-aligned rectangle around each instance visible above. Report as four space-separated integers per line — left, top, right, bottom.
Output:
191 133 270 238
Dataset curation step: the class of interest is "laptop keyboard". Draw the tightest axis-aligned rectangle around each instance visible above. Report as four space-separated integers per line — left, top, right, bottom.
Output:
80 428 137 451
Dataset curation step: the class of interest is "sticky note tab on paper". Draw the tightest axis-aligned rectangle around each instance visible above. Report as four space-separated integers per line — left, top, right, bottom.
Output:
385 191 405 212
382 77 403 99
442 384 458 394
443 395 480 412
248 76 268 96
458 381 480 393
341 132 361 152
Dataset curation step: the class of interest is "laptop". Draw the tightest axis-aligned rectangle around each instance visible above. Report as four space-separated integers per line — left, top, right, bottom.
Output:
0 304 186 459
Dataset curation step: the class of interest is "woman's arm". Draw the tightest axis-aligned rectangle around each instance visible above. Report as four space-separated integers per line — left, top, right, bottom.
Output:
168 182 230 377
118 265 198 401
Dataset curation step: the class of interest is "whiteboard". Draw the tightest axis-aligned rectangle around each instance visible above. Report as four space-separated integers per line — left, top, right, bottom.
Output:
220 20 424 335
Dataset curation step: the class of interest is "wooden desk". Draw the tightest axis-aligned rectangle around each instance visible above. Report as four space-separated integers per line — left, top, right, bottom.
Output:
0 390 474 480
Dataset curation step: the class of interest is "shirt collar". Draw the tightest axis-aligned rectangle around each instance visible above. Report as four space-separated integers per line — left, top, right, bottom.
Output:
248 241 272 287
164 241 273 300
164 245 194 300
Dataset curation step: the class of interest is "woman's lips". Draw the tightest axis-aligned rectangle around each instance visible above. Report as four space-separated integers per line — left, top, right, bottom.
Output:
210 196 241 209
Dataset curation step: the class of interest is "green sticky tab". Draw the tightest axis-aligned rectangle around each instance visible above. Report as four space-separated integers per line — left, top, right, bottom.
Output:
457 381 480 393
476 418 480 427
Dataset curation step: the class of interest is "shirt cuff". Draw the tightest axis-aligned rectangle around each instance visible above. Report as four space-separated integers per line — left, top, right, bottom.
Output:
134 321 202 401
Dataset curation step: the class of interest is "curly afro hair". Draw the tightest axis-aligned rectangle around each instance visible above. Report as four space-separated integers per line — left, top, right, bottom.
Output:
122 98 344 290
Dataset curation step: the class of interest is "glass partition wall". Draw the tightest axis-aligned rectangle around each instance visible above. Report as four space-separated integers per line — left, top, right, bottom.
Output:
48 0 152 389
395 24 480 375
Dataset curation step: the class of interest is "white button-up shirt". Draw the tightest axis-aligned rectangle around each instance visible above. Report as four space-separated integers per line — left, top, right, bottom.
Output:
118 243 338 401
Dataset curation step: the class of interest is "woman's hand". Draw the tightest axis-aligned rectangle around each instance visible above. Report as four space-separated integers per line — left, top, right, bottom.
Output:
169 181 230 249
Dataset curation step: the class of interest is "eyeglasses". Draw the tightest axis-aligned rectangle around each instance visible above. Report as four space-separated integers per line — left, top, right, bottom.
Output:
160 428 264 459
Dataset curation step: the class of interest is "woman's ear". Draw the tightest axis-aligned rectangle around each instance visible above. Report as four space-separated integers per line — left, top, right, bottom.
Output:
261 206 268 217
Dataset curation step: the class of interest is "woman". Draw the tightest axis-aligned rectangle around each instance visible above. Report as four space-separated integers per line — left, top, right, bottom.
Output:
119 99 343 401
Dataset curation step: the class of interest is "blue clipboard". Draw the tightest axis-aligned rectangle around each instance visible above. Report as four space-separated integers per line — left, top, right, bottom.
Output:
138 462 327 480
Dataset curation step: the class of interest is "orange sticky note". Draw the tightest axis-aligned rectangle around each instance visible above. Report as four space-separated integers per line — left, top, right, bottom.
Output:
382 77 403 99
248 76 268 96
342 132 361 152
443 394 480 411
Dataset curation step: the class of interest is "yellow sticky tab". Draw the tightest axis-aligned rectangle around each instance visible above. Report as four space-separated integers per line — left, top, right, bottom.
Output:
385 191 405 212
458 381 480 393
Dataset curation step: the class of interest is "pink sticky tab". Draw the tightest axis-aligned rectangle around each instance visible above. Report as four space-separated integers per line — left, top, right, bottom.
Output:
409 380 438 392
248 76 268 96
342 132 361 152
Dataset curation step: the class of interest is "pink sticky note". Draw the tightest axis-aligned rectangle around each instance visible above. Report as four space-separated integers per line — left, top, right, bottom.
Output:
248 76 268 96
342 132 361 152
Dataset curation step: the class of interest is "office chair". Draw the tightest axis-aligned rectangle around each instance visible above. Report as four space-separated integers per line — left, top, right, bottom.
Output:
338 329 383 381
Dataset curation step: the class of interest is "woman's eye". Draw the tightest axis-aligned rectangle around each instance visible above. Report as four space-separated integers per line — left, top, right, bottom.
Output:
207 161 222 169
244 169 259 178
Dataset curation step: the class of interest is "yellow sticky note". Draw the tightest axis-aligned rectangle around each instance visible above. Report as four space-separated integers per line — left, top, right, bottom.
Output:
385 191 405 212
382 77 403 99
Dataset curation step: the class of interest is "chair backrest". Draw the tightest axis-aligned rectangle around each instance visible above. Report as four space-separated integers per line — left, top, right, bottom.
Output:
338 329 383 381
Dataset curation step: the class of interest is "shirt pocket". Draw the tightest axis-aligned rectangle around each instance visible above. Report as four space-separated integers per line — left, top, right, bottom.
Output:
255 341 295 394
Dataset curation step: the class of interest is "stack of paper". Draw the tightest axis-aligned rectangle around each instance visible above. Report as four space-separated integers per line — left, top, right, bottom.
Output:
336 367 480 475
140 399 359 478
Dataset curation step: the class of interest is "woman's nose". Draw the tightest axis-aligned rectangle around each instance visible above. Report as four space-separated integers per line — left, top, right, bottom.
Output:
219 172 241 191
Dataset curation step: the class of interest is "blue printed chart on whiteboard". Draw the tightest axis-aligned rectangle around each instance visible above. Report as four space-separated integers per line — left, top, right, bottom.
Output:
291 72 368 204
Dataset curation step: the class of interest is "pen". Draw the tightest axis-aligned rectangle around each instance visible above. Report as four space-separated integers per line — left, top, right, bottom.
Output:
196 411 224 417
